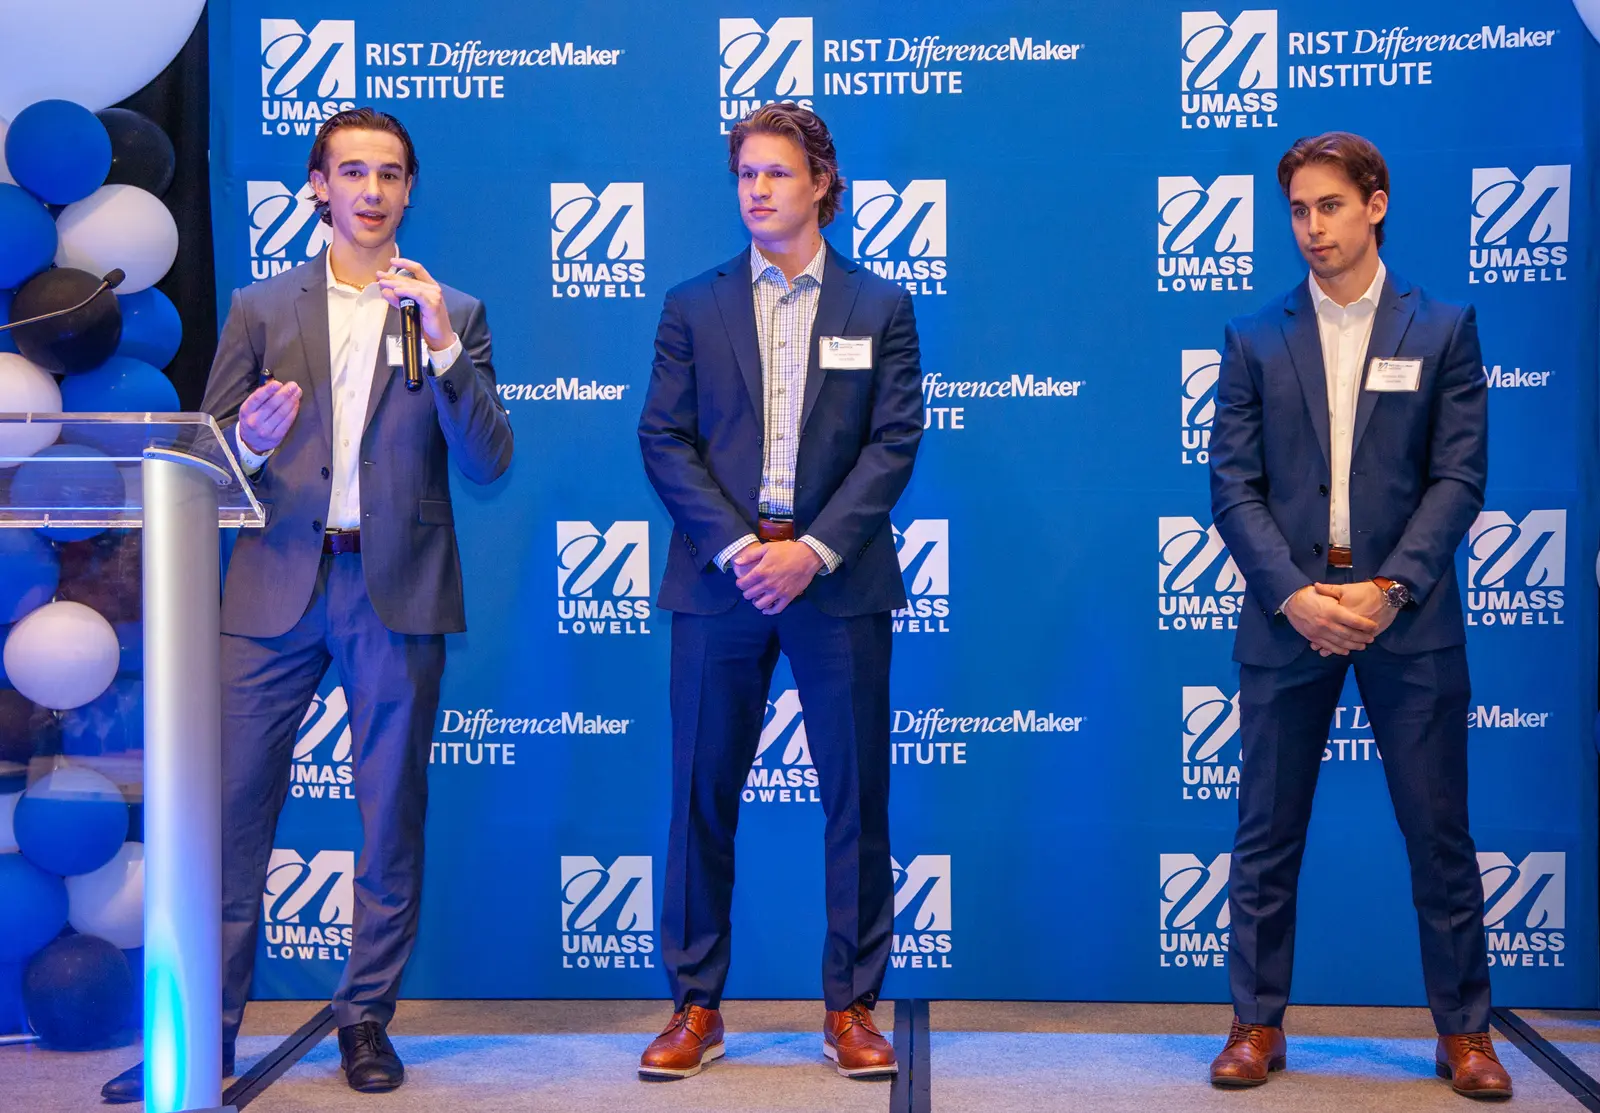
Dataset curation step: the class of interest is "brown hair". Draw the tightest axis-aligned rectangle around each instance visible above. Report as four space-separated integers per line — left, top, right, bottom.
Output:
306 107 419 226
1277 131 1390 247
727 103 847 228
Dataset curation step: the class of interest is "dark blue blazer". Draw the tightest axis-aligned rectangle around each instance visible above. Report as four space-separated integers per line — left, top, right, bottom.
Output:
639 243 923 617
1209 271 1488 667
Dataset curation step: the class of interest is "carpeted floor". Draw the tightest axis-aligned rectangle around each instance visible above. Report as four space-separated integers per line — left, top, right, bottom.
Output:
3 999 1590 1111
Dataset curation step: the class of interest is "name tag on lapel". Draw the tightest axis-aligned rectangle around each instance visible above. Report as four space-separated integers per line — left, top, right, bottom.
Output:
385 335 405 368
819 336 872 370
1365 357 1422 392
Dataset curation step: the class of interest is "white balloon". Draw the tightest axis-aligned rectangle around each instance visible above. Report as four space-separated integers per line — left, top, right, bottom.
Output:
0 117 13 186
67 839 143 949
4 601 119 710
0 2 206 119
55 185 179 294
0 352 62 468
1577 0 1600 46
0 791 18 853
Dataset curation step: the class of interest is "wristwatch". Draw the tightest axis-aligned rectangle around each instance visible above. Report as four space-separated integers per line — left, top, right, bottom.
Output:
1372 576 1412 609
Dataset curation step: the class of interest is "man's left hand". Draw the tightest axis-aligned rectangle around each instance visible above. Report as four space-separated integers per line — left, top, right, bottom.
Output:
1312 580 1399 648
733 541 822 615
377 257 457 351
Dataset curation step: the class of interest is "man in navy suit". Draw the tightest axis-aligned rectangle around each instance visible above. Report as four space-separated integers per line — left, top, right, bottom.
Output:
1206 132 1509 1099
637 103 922 1081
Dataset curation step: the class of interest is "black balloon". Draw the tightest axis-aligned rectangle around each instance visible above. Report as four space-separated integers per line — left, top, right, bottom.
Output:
23 934 137 1050
10 267 122 374
95 108 175 197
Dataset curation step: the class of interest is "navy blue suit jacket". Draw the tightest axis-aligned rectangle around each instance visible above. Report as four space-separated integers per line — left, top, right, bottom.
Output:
1208 271 1488 667
639 243 923 617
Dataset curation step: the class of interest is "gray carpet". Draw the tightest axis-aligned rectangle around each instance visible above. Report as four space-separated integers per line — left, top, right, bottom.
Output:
1520 1010 1600 1085
932 1002 1582 1112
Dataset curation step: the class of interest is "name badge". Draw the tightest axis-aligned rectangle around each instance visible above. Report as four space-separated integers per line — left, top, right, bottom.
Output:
1365 357 1422 392
385 335 405 368
819 336 872 370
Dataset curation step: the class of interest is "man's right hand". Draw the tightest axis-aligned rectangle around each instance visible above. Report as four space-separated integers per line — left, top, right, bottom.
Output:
1282 584 1378 656
237 379 302 455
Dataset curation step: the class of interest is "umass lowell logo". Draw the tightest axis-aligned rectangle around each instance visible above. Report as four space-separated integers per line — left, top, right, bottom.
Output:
1158 516 1245 632
744 689 818 806
560 855 655 971
1159 852 1229 969
1465 509 1565 627
1479 851 1565 969
892 854 953 970
259 19 356 136
1180 685 1239 802
1179 10 1279 129
893 519 951 634
549 183 646 299
718 18 814 132
852 180 948 296
1156 175 1255 292
1180 348 1220 465
261 848 353 963
291 682 352 801
555 521 652 635
1468 165 1569 284
246 181 331 281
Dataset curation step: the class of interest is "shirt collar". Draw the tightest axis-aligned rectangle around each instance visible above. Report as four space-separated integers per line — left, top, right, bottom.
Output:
1309 258 1386 316
750 240 828 289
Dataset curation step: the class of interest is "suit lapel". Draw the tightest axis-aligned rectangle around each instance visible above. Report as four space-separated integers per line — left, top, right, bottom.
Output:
1351 272 1416 455
1280 281 1331 470
711 249 764 420
292 254 334 452
362 303 402 435
800 245 863 432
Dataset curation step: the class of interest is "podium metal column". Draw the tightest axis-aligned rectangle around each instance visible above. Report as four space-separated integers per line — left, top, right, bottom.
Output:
142 451 226 1113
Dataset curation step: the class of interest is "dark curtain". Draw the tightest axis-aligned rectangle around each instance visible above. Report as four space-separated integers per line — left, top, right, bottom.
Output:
115 7 215 410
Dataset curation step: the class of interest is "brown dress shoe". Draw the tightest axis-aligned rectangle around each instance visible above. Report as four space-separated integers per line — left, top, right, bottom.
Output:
639 1005 725 1080
823 1001 899 1079
1209 1018 1286 1087
1436 1033 1513 1100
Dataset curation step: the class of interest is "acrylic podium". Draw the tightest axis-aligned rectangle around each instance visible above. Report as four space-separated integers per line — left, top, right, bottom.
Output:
0 414 264 1113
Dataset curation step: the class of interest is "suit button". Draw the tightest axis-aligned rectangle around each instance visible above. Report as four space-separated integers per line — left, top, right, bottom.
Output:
1318 484 1328 496
748 487 757 499
312 519 323 533
321 467 331 479
1312 543 1323 556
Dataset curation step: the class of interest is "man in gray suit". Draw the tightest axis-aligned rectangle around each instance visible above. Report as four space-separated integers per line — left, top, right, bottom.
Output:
103 107 512 1102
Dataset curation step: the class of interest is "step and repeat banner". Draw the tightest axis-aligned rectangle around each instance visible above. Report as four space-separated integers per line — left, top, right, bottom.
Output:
209 1 1599 1007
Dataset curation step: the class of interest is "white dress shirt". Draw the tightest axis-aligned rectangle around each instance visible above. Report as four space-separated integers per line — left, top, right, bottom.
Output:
1309 259 1386 550
713 242 842 575
236 252 462 530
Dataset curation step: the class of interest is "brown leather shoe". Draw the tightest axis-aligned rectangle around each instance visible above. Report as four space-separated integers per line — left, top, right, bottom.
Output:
1436 1033 1513 1100
638 1005 725 1080
823 1000 898 1079
1209 1018 1286 1087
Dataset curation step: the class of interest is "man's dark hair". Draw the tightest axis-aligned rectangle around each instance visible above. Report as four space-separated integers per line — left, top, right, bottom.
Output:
727 103 847 228
306 107 419 226
1277 131 1390 247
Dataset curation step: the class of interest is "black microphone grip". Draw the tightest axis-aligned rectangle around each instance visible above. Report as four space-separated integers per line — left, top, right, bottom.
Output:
395 267 424 393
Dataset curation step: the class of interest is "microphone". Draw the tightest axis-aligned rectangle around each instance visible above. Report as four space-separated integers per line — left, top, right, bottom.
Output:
395 267 423 393
0 269 125 334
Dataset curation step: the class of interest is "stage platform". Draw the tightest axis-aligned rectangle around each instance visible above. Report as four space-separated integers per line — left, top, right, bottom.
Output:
5 1000 1597 1111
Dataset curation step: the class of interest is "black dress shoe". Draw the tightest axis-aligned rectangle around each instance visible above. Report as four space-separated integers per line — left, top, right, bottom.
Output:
338 1021 405 1092
101 1046 235 1104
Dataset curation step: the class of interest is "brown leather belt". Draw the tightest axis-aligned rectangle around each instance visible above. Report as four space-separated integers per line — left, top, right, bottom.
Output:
1327 545 1353 569
323 528 361 555
757 517 795 543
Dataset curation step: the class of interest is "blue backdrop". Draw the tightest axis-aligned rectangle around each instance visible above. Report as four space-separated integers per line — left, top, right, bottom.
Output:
209 1 1600 1008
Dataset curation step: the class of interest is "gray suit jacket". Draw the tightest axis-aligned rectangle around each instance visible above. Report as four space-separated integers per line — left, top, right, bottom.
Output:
201 252 514 638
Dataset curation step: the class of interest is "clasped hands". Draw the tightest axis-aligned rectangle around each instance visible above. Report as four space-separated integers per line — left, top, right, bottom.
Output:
732 541 823 616
1284 580 1398 657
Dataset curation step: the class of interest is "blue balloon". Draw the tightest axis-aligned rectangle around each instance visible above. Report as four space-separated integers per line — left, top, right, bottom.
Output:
0 532 59 624
58 356 180 457
5 100 112 206
112 287 181 369
60 678 142 756
11 443 126 542
22 933 135 1050
13 768 128 877
0 184 57 289
0 853 68 962
0 960 25 1034
0 290 19 355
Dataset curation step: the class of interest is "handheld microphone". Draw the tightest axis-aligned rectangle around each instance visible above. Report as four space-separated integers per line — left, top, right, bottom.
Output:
395 267 423 393
0 269 125 334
